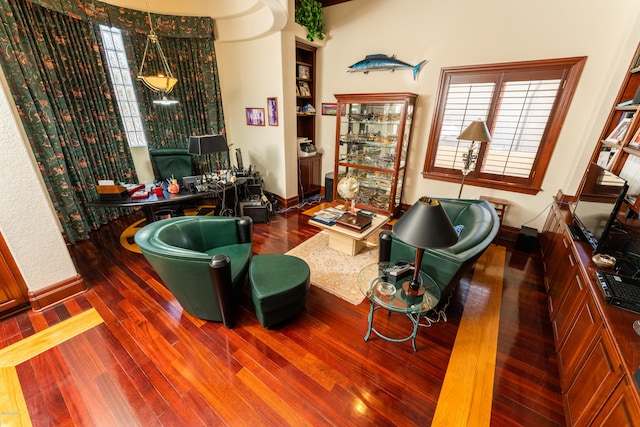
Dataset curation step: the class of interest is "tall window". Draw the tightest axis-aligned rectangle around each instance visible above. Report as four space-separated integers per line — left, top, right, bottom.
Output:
423 57 586 194
99 25 148 148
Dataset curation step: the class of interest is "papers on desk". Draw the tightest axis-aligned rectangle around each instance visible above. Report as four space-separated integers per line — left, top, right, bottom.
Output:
96 182 146 200
311 207 346 225
130 190 150 199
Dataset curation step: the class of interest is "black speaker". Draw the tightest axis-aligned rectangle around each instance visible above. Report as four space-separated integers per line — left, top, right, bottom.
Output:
325 172 334 202
515 226 539 252
240 202 269 223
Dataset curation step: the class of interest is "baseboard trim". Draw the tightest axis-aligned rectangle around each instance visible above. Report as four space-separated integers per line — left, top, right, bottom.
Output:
282 195 300 208
28 274 86 312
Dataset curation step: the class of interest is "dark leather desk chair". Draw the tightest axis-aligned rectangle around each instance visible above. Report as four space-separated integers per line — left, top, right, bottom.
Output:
149 147 193 183
149 147 197 216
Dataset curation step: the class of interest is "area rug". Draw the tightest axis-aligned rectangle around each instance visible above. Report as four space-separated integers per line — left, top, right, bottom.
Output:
285 231 379 305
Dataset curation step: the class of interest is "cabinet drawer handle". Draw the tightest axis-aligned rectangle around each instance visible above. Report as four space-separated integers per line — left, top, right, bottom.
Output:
575 273 583 290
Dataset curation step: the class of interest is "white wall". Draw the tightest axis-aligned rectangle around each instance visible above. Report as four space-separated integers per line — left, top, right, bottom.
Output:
216 32 295 198
0 73 78 292
319 0 640 230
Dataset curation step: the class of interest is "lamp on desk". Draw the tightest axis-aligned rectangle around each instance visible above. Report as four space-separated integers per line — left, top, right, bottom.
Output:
392 197 459 296
188 135 229 171
457 120 492 198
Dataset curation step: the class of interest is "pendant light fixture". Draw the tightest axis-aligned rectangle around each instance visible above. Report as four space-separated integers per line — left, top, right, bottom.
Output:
138 5 178 105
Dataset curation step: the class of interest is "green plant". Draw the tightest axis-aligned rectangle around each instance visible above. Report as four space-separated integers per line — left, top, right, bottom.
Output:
295 0 325 42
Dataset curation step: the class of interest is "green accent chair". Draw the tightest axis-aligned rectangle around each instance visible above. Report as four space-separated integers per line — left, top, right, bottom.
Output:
379 198 499 311
134 216 253 327
249 254 310 328
149 147 193 183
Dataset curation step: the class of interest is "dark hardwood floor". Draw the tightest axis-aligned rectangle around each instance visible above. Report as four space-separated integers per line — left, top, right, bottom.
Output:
0 206 565 426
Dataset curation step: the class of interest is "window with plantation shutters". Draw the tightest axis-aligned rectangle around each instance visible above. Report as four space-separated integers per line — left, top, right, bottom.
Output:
423 57 586 195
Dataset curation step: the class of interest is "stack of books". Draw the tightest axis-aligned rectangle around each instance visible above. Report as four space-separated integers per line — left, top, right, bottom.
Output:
335 213 372 232
311 207 345 225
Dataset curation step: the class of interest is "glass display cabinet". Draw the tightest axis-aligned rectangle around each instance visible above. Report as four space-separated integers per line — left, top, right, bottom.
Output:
333 93 418 217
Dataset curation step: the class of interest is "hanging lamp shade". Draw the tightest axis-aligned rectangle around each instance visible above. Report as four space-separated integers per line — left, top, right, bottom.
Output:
137 12 178 94
139 74 178 94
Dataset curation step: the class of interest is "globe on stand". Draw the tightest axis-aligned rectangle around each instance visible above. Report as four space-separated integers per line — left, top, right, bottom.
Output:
337 175 359 214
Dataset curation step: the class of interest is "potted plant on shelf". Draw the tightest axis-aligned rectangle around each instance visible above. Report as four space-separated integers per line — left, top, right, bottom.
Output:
295 0 325 42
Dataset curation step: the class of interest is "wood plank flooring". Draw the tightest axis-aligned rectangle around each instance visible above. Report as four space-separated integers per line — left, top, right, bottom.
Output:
432 245 506 426
0 206 565 426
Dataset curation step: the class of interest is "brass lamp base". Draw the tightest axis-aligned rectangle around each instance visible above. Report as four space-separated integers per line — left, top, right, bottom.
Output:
402 281 425 297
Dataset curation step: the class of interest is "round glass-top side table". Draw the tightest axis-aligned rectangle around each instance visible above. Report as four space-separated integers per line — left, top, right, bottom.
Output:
357 262 441 351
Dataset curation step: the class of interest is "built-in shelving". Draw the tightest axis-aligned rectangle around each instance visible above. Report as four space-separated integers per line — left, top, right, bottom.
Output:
585 43 640 213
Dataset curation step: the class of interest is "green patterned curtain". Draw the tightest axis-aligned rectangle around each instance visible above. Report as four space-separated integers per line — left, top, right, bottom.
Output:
124 32 227 173
0 0 135 242
97 4 226 172
0 0 225 242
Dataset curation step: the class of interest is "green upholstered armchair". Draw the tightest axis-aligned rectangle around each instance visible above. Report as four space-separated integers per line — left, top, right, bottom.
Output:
149 147 193 182
379 198 499 311
134 216 253 327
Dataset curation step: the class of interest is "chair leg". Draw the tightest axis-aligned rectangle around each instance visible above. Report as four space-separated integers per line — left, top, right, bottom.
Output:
209 254 233 328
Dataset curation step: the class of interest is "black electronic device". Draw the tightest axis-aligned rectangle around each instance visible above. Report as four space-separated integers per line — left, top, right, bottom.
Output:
240 203 269 223
357 209 376 218
595 270 640 314
246 183 263 201
325 172 334 202
236 148 244 170
570 162 629 255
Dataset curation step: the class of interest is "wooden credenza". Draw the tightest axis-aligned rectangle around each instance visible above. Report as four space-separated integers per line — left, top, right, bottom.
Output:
541 196 640 426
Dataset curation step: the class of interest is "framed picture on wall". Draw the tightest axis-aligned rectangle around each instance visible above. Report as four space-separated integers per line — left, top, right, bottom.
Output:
267 97 278 126
246 108 265 126
322 103 337 115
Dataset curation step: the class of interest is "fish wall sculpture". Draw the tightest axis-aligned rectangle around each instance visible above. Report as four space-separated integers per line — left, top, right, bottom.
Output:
348 54 426 80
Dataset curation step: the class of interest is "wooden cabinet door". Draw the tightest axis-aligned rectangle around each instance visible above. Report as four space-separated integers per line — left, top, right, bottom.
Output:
548 247 581 320
591 379 640 426
557 293 603 384
0 232 29 317
565 331 624 426
299 154 322 198
541 204 561 260
550 271 586 347
541 212 569 293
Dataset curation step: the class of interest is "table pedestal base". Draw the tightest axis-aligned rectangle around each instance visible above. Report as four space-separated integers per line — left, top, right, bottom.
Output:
364 301 422 351
327 231 366 255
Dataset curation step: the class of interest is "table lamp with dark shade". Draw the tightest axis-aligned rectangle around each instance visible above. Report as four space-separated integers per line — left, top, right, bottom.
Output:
457 119 492 198
392 197 459 296
188 135 228 155
188 135 229 170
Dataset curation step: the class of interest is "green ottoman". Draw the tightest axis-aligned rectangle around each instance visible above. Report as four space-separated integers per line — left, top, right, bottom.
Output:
249 254 311 328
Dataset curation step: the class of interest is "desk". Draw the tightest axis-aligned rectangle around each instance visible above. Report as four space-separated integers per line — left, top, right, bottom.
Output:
87 188 221 223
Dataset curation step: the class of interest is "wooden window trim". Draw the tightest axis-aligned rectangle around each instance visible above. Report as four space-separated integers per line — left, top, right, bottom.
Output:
422 56 586 195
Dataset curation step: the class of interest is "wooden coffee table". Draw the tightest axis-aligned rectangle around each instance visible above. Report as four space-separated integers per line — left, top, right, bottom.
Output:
309 212 389 255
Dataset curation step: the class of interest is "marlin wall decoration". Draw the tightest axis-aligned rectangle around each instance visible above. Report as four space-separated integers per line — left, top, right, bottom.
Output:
348 54 427 80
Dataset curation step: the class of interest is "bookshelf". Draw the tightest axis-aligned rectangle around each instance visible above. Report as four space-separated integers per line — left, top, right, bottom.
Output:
586 42 640 212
